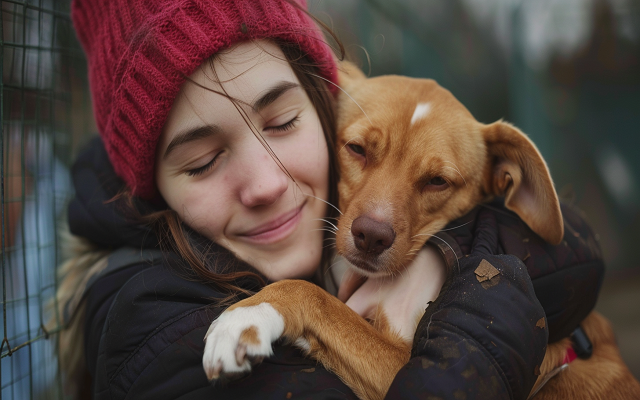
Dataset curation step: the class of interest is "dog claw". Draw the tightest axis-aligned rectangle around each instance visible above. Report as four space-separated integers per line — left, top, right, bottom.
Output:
236 343 247 366
206 360 223 381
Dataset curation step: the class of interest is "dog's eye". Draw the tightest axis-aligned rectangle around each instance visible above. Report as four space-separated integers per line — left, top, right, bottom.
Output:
424 176 449 190
347 143 366 157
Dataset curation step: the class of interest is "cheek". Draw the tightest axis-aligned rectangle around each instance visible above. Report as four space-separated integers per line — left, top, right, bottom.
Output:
160 175 232 239
286 125 330 192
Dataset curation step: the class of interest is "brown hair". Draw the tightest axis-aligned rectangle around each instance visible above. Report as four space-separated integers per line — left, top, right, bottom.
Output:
132 40 341 303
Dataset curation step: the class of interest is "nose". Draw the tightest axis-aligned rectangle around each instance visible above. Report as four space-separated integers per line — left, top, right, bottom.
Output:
351 216 396 255
239 155 289 208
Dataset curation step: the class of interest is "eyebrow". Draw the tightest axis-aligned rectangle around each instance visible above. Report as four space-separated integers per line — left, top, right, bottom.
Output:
163 125 221 160
163 81 300 160
253 81 300 112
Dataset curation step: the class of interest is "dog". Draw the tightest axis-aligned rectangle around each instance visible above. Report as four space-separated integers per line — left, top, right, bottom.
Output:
202 63 640 400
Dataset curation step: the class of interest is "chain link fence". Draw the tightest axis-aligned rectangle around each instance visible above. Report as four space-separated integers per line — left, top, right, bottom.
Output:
1 0 91 398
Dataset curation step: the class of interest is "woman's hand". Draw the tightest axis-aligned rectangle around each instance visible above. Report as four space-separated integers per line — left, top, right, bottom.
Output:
338 245 446 341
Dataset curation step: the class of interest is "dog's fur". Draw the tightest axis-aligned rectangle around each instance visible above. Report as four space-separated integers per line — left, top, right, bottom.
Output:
534 311 640 399
203 63 640 400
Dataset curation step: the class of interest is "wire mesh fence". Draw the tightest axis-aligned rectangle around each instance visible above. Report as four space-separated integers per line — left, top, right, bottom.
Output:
1 0 89 398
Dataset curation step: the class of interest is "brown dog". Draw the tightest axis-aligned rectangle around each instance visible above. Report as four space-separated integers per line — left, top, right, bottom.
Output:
202 64 640 400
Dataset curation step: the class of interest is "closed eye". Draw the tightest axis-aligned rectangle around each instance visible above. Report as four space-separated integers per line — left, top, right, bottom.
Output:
186 152 223 177
265 116 299 132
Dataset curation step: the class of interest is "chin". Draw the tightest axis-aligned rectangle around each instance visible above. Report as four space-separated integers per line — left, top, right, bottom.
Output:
260 250 322 282
226 230 324 282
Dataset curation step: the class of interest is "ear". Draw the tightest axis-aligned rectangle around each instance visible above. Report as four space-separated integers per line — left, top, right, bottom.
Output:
337 60 366 91
483 121 564 245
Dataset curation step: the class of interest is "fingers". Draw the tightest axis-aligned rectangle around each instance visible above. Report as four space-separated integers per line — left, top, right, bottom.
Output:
337 268 367 302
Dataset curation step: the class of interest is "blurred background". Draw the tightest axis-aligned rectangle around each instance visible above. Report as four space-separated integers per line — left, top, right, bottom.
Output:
0 0 638 398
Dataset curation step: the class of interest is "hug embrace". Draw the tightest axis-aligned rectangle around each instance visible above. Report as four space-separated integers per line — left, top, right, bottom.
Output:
57 0 640 399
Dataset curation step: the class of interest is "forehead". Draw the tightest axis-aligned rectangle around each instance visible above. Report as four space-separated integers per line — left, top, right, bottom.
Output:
339 76 483 169
343 76 478 139
167 40 298 120
364 77 471 119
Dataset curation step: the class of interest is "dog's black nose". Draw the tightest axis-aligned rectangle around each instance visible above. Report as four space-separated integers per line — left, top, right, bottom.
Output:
351 216 395 255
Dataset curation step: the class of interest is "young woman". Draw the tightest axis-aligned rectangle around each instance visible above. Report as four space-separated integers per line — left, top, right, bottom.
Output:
57 0 604 399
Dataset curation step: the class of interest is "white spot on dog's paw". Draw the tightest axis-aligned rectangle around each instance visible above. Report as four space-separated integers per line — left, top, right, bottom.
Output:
203 303 284 380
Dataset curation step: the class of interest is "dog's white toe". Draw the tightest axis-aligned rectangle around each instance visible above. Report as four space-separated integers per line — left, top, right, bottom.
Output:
202 303 285 380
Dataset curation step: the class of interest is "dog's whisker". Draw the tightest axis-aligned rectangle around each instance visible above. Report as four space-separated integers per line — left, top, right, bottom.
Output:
308 73 373 126
339 137 362 155
311 228 337 235
388 247 401 259
408 232 460 273
410 221 472 243
410 231 438 240
438 221 473 232
312 218 339 231
443 162 467 187
312 227 337 232
399 262 409 279
324 260 343 277
302 192 343 215
389 258 410 286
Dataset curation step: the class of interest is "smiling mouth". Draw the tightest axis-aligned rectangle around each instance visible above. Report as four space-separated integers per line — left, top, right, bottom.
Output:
239 202 306 244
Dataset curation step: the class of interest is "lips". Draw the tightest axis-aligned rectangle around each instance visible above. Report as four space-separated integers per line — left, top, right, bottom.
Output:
239 202 306 243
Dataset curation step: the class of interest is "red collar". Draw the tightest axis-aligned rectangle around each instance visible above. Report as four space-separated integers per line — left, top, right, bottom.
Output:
529 346 577 399
561 346 578 366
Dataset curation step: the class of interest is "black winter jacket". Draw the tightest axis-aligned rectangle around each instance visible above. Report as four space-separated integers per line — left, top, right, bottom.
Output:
67 137 604 399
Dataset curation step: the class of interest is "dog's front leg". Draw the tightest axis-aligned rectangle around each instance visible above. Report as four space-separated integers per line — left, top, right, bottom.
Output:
203 279 410 400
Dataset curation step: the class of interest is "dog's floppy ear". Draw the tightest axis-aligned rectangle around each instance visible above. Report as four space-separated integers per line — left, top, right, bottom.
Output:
337 61 366 90
483 121 564 245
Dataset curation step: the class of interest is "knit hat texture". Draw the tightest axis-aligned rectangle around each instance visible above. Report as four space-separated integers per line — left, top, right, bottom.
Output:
72 0 337 199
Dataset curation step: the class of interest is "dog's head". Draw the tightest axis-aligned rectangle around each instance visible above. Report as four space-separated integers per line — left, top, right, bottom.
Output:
334 63 563 277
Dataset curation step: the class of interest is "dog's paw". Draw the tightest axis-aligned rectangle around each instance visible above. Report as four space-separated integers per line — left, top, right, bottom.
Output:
203 303 284 380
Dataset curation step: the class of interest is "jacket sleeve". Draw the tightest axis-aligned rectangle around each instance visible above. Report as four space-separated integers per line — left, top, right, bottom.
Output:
443 201 605 342
386 208 549 400
89 263 359 400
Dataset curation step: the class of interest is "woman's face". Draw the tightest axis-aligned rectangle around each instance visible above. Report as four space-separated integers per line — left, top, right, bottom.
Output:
156 41 329 281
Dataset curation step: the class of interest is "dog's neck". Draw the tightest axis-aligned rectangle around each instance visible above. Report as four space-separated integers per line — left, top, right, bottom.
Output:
335 244 446 341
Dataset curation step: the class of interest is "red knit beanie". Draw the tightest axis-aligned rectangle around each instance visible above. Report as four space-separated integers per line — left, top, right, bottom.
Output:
72 0 338 199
